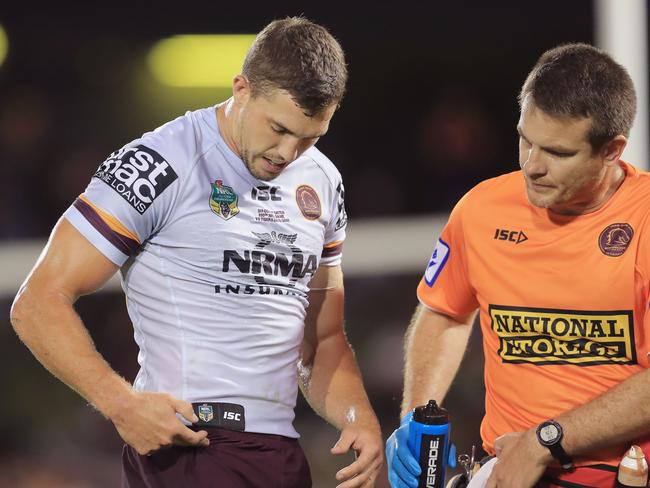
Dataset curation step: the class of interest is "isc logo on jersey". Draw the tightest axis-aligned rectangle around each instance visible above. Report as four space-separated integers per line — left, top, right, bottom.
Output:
94 145 178 214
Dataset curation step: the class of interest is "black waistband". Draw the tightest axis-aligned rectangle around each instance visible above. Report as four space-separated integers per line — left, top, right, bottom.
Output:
192 402 245 431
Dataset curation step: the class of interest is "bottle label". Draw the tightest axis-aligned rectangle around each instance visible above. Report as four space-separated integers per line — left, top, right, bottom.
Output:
418 433 446 488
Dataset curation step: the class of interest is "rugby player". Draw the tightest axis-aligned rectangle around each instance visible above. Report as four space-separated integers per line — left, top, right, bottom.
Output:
10 17 383 487
386 43 650 488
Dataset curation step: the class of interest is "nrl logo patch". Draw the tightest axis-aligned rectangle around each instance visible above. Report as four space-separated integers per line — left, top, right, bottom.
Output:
198 403 214 422
210 180 240 220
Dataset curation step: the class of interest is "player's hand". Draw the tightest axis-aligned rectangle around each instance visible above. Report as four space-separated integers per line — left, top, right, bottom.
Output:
108 390 209 456
385 412 420 488
331 420 384 487
485 431 550 488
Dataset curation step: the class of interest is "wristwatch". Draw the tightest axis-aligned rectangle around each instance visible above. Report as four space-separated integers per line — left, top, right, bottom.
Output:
535 420 573 470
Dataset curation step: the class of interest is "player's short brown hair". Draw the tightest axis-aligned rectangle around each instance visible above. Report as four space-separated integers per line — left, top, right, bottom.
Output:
242 17 347 116
519 43 636 151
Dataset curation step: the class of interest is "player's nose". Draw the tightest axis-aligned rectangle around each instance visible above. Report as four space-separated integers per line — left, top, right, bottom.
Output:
277 136 300 163
521 146 547 177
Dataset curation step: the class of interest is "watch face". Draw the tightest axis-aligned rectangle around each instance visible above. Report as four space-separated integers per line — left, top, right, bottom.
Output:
539 423 560 444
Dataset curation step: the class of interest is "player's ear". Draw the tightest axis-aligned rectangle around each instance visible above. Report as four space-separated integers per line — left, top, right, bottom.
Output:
232 75 252 106
600 135 627 166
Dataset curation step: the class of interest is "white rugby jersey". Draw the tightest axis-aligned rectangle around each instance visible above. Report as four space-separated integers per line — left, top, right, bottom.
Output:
64 105 347 438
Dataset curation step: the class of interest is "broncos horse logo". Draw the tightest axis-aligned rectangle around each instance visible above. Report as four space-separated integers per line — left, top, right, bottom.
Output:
606 228 631 247
599 223 634 257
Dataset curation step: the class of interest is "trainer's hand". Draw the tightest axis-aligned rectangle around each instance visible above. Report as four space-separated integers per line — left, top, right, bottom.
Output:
385 413 420 488
485 431 550 488
331 420 383 487
108 390 209 456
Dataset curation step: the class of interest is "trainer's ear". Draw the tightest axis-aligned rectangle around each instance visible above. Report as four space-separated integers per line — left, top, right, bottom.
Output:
601 135 627 166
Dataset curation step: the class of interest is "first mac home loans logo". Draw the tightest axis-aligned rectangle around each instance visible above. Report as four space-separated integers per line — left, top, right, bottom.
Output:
93 145 178 214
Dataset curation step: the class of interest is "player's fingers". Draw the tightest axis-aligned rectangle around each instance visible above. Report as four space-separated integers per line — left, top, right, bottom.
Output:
169 397 199 423
360 470 378 487
335 460 381 488
331 430 355 455
172 426 209 447
336 450 382 486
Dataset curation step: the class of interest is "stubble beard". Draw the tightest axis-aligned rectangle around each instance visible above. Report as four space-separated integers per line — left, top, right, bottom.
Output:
241 149 277 182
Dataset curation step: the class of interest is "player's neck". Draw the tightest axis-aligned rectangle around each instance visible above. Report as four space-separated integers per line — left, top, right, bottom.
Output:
594 161 626 210
216 99 241 157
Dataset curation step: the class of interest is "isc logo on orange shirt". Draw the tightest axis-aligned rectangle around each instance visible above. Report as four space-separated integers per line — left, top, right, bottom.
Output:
494 228 528 244
489 305 636 366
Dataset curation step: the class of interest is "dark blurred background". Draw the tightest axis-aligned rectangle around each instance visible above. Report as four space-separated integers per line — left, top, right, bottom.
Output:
0 1 607 486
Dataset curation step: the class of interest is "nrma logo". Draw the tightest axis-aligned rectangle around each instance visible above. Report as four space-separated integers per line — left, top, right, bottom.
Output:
222 249 317 282
216 232 318 296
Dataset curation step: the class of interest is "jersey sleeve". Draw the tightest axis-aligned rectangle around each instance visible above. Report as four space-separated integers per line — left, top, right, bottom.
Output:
417 194 479 318
320 177 347 267
63 142 180 266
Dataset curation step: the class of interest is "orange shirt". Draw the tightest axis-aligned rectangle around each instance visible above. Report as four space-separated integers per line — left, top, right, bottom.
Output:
417 162 650 466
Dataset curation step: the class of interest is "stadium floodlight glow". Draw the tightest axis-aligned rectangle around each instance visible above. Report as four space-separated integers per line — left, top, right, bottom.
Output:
147 34 256 88
0 24 8 68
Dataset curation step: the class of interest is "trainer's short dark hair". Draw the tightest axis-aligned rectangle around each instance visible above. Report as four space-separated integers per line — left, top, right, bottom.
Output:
519 43 636 151
242 17 347 116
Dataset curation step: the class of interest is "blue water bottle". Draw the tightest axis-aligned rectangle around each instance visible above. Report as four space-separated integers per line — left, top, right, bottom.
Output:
407 400 456 488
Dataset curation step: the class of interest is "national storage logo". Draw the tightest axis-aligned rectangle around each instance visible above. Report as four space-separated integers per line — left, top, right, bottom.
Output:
489 305 636 366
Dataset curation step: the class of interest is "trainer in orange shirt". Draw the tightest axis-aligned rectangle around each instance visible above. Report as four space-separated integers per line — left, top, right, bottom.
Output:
386 43 650 488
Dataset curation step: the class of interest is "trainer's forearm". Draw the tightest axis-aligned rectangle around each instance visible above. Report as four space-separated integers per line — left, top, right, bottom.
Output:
553 367 650 457
11 285 133 418
401 305 475 417
301 334 379 431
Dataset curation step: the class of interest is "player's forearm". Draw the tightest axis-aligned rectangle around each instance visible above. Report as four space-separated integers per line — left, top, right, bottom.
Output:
301 333 379 432
401 305 475 417
10 286 133 419
551 367 650 457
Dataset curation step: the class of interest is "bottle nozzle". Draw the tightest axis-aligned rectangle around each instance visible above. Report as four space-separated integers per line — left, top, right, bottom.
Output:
413 399 449 425
425 400 438 416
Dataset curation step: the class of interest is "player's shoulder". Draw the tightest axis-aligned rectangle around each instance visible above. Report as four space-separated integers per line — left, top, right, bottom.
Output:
127 106 218 176
621 162 650 196
295 145 343 189
613 163 650 230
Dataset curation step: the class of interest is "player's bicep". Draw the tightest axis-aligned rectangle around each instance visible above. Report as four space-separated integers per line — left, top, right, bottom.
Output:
21 217 119 303
308 262 343 291
302 265 345 357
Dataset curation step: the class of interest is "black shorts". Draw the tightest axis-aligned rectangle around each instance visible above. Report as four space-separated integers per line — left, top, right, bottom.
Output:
121 427 312 488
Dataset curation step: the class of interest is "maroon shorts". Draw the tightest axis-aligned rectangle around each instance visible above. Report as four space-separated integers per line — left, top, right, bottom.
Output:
121 427 312 488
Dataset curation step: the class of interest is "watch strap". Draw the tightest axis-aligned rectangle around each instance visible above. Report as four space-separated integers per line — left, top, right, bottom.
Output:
547 440 573 470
